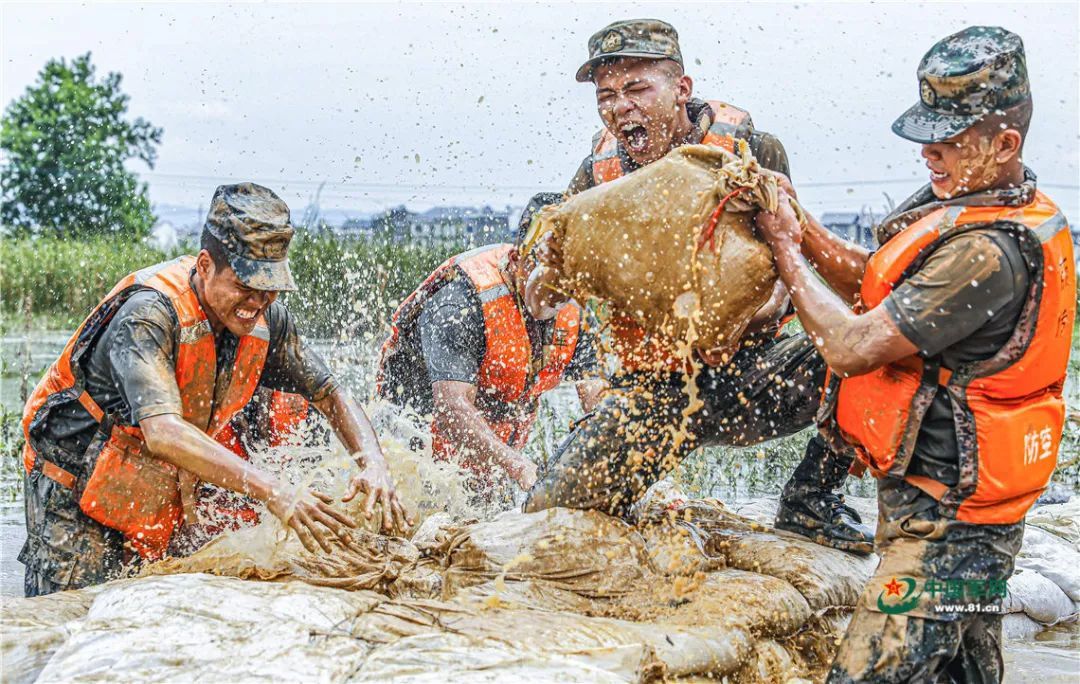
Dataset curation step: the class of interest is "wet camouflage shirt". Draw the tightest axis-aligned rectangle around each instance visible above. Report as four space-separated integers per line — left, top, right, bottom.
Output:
381 277 598 416
40 280 336 468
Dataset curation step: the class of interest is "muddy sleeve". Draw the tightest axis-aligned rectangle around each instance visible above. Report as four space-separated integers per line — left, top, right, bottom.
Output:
563 320 599 380
566 156 596 196
748 131 791 178
106 291 184 424
881 229 1027 357
418 278 486 385
259 300 338 402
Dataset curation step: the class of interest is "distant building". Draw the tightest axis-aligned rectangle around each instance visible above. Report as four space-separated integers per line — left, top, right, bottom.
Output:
820 209 881 248
358 205 513 244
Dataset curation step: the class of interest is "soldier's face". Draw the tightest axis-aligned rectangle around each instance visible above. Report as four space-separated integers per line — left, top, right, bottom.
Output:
593 58 692 165
921 126 1019 200
196 250 278 336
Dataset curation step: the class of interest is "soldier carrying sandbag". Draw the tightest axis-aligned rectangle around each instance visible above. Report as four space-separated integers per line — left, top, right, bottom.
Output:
755 26 1075 682
522 18 873 556
376 197 604 505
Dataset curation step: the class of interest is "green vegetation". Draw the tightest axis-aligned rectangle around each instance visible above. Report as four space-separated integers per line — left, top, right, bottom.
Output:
1 53 162 238
1 236 183 328
283 231 462 339
0 231 461 338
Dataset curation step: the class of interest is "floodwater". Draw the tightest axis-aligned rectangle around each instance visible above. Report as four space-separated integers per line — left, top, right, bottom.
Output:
2 330 1078 681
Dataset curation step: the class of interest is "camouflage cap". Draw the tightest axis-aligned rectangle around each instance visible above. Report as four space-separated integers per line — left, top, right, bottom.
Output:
203 183 297 291
892 26 1031 143
576 18 683 83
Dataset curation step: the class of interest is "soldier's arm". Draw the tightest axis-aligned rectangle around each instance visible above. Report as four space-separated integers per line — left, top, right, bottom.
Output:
761 168 870 305
799 212 871 306
140 413 356 552
756 192 918 377
314 390 411 532
565 321 605 412
760 206 1024 377
108 297 357 553
262 301 408 532
431 380 537 489
420 281 537 489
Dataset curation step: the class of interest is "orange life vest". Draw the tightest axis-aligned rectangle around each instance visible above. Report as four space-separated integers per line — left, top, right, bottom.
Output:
833 191 1075 524
589 100 751 373
21 256 270 558
378 244 582 476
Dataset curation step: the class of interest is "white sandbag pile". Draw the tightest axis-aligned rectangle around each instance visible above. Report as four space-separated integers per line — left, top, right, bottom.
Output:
1 499 875 683
1001 498 1080 639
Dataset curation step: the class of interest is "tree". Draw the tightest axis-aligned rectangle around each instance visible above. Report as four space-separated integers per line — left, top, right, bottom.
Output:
1 53 163 238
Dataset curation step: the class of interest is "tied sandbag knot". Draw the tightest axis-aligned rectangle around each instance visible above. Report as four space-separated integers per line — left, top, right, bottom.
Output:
698 186 751 253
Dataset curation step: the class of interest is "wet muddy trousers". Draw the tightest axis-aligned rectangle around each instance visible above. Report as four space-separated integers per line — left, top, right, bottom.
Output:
525 332 853 517
827 609 1006 683
19 470 126 597
826 502 1022 683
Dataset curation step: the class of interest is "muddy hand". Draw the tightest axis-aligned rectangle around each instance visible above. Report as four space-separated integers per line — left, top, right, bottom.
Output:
343 462 412 534
759 168 797 199
755 189 802 247
508 456 538 491
268 485 357 554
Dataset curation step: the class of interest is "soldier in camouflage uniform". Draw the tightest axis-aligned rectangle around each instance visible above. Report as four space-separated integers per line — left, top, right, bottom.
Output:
754 27 1074 682
524 19 874 556
20 184 409 596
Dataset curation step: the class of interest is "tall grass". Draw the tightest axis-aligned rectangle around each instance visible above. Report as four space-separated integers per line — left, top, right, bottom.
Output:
1 236 184 328
282 232 463 339
0 232 463 337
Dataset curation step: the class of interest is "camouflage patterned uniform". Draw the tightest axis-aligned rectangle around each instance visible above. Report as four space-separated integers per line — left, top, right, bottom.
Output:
827 27 1038 683
527 19 872 556
20 184 336 597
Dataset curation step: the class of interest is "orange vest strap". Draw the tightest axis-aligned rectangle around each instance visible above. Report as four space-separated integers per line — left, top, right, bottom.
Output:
938 367 952 386
77 391 105 423
41 459 77 490
903 474 948 501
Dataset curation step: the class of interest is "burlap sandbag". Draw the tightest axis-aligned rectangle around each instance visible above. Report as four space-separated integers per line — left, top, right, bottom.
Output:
531 142 780 352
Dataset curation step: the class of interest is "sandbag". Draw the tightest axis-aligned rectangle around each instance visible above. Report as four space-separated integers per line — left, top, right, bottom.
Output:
441 508 654 598
0 588 100 684
636 496 875 611
1016 525 1080 601
34 574 383 683
1026 499 1080 546
11 501 870 683
1002 612 1044 640
531 143 779 352
1005 568 1078 625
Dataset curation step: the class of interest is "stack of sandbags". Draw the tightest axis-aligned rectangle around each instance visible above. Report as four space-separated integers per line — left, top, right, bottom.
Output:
9 501 876 682
1002 498 1080 639
528 142 780 352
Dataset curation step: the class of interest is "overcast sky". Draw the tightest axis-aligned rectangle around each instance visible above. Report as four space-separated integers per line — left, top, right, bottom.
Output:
3 1 1078 223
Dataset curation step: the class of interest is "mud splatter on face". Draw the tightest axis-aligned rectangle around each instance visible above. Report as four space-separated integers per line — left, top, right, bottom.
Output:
926 130 1004 200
